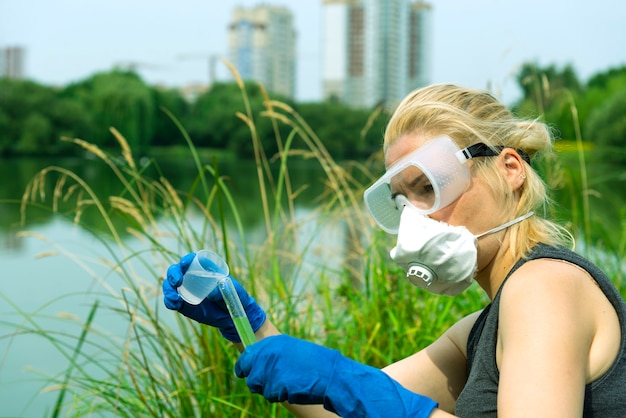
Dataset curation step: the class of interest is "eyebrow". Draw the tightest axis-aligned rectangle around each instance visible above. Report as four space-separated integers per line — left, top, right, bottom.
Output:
408 172 427 189
390 169 426 196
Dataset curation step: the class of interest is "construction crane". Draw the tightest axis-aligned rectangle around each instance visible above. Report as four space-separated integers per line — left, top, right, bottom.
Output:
177 53 221 86
113 61 169 72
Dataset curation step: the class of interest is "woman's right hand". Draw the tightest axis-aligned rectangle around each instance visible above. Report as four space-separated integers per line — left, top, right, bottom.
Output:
162 253 267 343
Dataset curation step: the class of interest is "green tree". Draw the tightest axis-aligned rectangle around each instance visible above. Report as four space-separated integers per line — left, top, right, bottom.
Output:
584 85 626 162
514 62 583 141
579 66 626 145
185 82 242 150
64 70 155 153
16 112 52 153
0 108 10 155
516 62 581 107
586 66 626 90
151 87 189 147
49 95 95 153
297 101 387 159
0 79 58 154
186 82 292 158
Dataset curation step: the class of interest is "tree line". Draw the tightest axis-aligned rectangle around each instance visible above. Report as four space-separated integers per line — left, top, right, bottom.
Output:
0 70 387 160
1 63 625 160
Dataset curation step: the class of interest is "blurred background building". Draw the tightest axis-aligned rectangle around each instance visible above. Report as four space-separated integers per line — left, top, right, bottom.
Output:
322 0 431 109
0 2 432 107
0 46 25 80
228 5 297 99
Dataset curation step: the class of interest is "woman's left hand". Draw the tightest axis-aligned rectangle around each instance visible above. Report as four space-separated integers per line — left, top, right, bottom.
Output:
235 334 438 417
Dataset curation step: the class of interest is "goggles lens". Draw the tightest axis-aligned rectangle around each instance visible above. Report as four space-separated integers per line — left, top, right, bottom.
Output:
364 135 471 234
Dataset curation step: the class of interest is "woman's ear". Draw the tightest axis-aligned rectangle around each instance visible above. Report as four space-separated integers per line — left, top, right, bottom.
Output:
500 148 526 191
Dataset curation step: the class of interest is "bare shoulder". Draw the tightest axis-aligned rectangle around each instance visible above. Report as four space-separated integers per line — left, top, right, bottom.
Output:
499 257 598 311
498 257 598 336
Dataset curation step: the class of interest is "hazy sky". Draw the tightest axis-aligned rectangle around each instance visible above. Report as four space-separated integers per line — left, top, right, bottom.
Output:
1 0 624 105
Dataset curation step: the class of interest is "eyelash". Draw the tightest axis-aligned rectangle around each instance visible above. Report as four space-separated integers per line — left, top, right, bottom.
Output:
391 184 434 206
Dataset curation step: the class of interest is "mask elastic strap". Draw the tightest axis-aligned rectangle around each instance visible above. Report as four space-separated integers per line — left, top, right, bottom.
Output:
475 211 534 239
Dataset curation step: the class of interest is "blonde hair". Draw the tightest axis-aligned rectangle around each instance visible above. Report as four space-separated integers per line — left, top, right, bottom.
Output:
384 83 571 260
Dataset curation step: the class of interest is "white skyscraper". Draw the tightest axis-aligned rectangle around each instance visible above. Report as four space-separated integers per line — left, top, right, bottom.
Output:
322 0 431 109
408 1 431 89
0 46 25 80
228 5 296 99
322 1 351 102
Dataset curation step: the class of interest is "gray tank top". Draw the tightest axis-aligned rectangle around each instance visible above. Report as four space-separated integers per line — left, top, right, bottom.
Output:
455 243 626 417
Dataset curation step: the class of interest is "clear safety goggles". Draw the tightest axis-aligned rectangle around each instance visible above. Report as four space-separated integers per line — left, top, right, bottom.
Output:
364 135 504 234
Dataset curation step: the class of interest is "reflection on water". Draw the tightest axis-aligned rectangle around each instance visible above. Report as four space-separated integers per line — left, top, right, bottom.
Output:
0 154 330 242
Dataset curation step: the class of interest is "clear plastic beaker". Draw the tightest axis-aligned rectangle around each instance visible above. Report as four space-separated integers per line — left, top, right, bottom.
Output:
178 249 257 347
178 249 229 305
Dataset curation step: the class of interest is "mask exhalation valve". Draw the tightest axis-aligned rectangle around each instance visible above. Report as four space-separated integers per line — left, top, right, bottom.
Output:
406 262 437 287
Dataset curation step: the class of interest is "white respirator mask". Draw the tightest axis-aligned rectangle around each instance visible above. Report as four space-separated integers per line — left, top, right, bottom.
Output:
389 203 534 295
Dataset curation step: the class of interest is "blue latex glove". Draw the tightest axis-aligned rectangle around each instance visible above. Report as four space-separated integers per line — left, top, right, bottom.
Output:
235 335 438 418
163 252 266 343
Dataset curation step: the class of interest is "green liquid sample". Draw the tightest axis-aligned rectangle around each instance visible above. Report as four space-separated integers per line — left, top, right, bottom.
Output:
233 316 256 347
217 276 257 348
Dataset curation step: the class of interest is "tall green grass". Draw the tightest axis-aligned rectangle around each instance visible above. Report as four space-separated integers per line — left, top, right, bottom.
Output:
4 73 486 417
529 79 626 287
6 72 624 417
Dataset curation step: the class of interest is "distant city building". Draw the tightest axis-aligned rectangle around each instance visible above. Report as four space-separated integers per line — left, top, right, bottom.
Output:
228 5 297 99
408 1 431 89
0 46 26 80
322 0 432 109
179 82 210 103
322 0 351 103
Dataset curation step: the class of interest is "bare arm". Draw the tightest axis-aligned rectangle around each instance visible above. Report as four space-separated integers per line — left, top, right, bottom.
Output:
383 311 480 413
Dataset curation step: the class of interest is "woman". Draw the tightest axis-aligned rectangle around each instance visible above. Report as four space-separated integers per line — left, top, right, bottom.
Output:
163 84 626 417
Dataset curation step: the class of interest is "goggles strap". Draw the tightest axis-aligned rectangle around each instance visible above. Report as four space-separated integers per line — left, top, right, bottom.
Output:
457 143 531 165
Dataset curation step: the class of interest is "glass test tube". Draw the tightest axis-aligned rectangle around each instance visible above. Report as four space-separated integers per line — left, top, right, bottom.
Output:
218 276 257 347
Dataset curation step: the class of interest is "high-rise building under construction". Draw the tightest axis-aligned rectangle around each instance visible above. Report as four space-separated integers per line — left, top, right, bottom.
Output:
323 0 431 109
228 5 296 99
